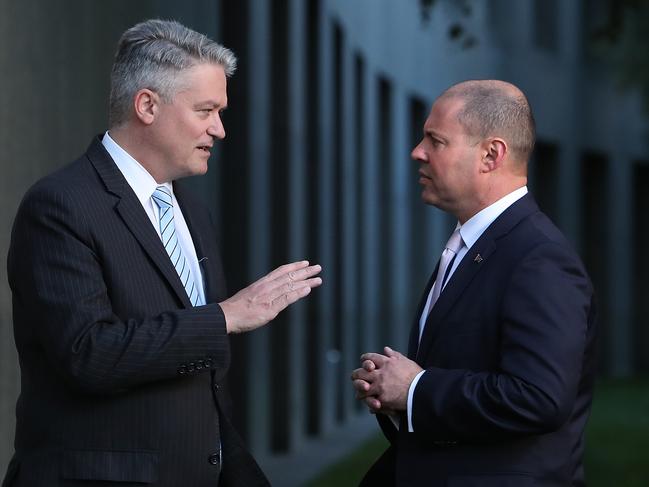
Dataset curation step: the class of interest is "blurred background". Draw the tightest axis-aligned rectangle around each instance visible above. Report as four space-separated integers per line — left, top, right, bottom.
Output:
0 0 647 485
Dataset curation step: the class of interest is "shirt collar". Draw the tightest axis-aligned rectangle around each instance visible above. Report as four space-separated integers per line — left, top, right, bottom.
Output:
458 186 528 249
101 131 173 203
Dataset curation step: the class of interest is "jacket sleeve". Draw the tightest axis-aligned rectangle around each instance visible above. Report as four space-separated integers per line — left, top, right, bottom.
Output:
8 179 230 395
411 241 594 441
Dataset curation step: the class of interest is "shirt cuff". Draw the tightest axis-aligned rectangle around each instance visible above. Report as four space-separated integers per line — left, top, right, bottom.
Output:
407 370 426 432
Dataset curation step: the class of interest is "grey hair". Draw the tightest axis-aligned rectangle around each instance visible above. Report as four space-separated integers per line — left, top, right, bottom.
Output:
443 80 536 163
109 19 237 127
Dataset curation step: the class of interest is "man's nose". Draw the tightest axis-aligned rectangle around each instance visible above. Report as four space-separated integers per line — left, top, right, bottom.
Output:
208 114 226 139
411 141 425 161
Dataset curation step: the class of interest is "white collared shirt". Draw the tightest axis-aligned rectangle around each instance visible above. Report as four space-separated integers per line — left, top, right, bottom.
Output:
405 186 529 431
101 132 206 306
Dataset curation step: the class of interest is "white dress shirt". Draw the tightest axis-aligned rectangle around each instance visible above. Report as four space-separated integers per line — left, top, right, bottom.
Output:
101 132 206 306
405 186 529 431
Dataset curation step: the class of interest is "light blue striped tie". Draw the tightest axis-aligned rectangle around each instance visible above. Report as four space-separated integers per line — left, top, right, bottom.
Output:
152 186 202 306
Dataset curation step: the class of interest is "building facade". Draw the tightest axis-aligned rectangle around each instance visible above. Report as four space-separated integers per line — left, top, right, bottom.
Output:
0 0 646 484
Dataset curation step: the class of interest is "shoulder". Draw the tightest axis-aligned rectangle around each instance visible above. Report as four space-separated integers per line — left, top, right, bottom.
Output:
25 144 105 201
487 203 590 287
513 210 579 261
14 150 106 235
502 211 592 294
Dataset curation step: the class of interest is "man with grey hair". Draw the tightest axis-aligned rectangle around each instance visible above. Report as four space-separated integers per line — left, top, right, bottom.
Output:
352 80 596 486
3 19 320 486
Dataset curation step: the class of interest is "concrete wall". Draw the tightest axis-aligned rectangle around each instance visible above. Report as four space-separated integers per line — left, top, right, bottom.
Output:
0 0 647 484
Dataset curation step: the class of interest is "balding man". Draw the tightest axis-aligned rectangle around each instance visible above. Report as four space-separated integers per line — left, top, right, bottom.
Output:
352 80 596 487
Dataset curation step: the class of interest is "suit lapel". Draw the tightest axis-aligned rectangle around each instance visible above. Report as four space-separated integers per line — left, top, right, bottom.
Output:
407 266 438 359
86 137 193 308
173 182 218 304
415 194 540 362
416 238 496 361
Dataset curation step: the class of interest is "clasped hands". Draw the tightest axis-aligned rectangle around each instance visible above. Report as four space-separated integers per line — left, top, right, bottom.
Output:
351 346 423 414
220 260 322 334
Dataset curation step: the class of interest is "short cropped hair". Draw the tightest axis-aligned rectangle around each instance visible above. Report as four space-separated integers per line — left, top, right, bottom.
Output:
109 19 237 127
444 81 536 163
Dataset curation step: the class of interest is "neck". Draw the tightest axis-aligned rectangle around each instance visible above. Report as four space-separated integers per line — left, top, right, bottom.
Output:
456 176 527 224
109 125 166 183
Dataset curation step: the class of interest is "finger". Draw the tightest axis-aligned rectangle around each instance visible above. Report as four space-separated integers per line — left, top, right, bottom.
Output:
384 346 400 358
364 396 382 410
362 360 376 372
284 264 322 283
269 266 321 294
356 390 374 401
268 277 322 306
350 368 373 383
260 277 322 301
350 368 363 381
263 260 310 282
352 379 371 395
361 352 388 367
258 266 322 300
270 283 315 313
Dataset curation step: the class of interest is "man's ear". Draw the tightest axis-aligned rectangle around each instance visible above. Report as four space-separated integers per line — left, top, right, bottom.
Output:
133 89 159 125
480 137 507 173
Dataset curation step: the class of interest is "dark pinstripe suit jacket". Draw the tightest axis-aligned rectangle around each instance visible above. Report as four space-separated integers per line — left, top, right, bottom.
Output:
3 137 269 487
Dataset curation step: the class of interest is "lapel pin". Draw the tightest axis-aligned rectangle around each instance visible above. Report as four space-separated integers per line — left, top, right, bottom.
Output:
474 253 483 263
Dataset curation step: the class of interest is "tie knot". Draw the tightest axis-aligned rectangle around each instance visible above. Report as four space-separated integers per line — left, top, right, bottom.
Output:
152 186 173 209
445 229 463 254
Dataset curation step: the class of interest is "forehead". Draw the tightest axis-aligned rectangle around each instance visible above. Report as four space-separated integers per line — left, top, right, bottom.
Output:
174 63 227 99
425 96 464 132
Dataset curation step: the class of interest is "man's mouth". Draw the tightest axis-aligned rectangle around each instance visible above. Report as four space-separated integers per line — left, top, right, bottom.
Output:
197 145 212 154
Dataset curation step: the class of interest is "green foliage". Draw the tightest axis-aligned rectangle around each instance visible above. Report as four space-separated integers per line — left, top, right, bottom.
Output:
590 2 649 114
307 435 388 487
308 378 649 486
584 378 649 486
418 0 476 49
419 0 649 113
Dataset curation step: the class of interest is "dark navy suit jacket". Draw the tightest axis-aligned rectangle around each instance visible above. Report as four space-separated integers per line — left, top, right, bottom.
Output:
3 138 269 486
367 194 597 487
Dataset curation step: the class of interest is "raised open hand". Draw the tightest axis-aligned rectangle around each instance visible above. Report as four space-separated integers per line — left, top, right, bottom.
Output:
220 260 322 334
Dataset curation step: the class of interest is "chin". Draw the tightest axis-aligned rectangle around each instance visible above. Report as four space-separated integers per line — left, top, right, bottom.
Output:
421 190 436 206
188 161 209 177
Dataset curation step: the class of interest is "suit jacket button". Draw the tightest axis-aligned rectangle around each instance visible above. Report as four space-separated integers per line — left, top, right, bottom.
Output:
187 362 195 372
178 365 187 375
213 383 219 391
208 452 220 465
205 358 214 368
196 360 205 370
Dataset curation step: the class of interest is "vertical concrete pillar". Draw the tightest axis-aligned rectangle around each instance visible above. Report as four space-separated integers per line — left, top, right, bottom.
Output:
316 0 337 435
557 0 583 248
286 0 308 450
606 147 633 376
340 25 360 421
245 0 271 458
361 61 380 356
389 89 411 351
